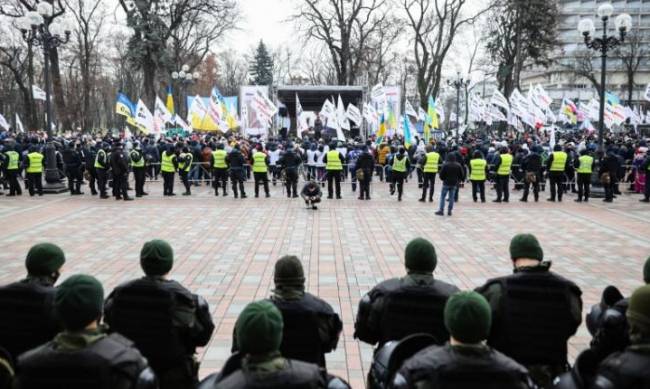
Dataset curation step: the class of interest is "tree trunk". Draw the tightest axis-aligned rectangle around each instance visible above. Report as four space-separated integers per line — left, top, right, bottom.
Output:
48 47 71 132
27 43 38 130
627 70 634 106
142 55 157 107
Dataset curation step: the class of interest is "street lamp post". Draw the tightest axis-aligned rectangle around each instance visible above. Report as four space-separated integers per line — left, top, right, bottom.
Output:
447 72 469 144
16 5 70 192
171 64 199 120
577 3 631 151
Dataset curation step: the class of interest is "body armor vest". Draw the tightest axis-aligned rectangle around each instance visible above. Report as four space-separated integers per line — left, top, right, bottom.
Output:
216 359 324 389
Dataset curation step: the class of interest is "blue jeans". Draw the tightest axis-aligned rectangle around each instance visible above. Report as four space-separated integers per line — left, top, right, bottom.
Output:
438 185 456 212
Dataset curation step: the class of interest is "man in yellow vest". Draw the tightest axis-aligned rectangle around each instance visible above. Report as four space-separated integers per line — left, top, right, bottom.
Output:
468 150 488 203
129 143 147 197
24 146 44 196
574 149 594 203
94 142 110 199
211 143 229 197
3 145 22 196
391 147 410 202
546 144 568 202
323 143 344 199
250 145 270 198
493 147 512 203
161 144 178 196
178 146 194 196
419 145 440 203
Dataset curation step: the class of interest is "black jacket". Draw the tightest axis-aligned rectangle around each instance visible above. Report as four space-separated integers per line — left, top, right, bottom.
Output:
439 162 465 187
356 152 375 171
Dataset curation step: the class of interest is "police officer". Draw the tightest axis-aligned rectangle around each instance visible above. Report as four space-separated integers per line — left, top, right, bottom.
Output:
227 144 247 199
62 141 84 195
232 256 342 367
419 144 440 202
393 291 534 389
356 145 374 200
178 146 193 196
546 144 568 202
278 144 302 198
95 142 110 199
3 145 22 196
85 142 98 196
391 147 410 202
104 239 214 389
110 143 133 201
161 144 178 196
354 238 460 347
599 148 620 203
130 143 147 197
323 143 344 199
14 274 157 389
251 145 270 198
0 243 65 360
583 285 650 388
198 300 333 389
493 146 512 203
475 233 582 389
469 150 488 203
24 145 44 197
518 145 542 202
575 149 594 203
211 143 229 197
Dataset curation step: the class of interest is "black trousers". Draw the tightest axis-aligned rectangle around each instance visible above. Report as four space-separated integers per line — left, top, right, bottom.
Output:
230 169 246 197
285 169 298 197
27 172 43 196
88 168 97 194
522 174 540 201
327 170 341 198
113 174 128 199
7 170 21 195
495 175 509 201
213 169 228 195
162 172 175 195
549 172 564 201
180 170 191 194
577 173 591 201
604 180 615 201
96 168 108 196
471 180 485 202
66 167 83 194
393 172 405 200
133 167 145 196
253 172 269 196
359 170 371 199
421 172 437 200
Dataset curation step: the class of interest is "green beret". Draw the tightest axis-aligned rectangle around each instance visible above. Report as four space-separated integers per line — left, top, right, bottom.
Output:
274 256 305 287
509 234 544 262
405 238 437 273
25 243 65 276
643 256 650 284
140 240 174 276
55 274 104 331
627 285 650 341
235 300 283 355
444 291 492 344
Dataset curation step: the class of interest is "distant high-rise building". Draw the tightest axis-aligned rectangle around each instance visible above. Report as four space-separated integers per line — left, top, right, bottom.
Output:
520 0 650 106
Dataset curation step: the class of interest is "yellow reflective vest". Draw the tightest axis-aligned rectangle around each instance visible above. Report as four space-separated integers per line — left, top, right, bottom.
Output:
550 151 568 172
5 151 19 170
130 150 144 168
326 150 342 171
423 152 440 173
470 158 487 181
577 155 593 174
26 152 44 173
161 152 176 173
179 153 193 172
497 154 513 176
212 150 228 169
392 156 407 173
253 152 268 173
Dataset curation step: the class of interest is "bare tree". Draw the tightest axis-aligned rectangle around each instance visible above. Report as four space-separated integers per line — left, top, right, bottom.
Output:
215 51 248 96
615 31 649 105
364 14 402 86
402 0 488 108
292 0 389 85
560 50 601 95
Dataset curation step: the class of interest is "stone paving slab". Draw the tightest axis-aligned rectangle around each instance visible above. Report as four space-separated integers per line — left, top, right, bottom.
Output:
1 178 649 388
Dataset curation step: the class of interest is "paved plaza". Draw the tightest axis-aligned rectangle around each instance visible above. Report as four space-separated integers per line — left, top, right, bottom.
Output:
1 178 649 388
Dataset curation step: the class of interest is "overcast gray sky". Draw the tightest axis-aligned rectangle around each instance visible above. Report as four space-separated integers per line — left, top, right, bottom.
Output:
229 0 295 53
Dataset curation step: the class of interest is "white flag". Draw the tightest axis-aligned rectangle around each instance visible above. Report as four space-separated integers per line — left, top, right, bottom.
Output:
0 114 9 130
188 95 208 123
549 127 556 149
135 99 154 134
346 103 362 126
15 114 24 133
418 107 427 122
295 93 308 138
490 90 510 112
437 104 445 124
371 83 385 102
533 84 552 108
337 95 349 130
155 96 173 124
644 83 650 102
404 100 418 118
251 89 277 125
174 114 192 133
32 85 46 101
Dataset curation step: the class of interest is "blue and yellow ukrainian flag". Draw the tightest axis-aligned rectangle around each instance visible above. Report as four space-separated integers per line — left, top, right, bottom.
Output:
115 92 135 118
